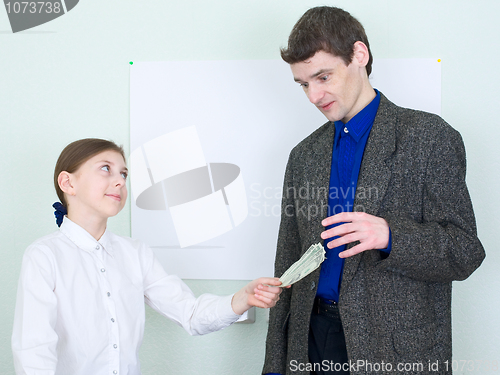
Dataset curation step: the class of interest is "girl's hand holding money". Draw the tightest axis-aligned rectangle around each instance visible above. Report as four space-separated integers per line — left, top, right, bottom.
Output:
231 278 283 315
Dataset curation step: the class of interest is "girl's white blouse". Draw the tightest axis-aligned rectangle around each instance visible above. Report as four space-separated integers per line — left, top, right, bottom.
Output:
12 217 240 375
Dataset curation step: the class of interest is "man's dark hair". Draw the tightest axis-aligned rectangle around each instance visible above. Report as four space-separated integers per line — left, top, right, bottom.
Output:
281 6 373 76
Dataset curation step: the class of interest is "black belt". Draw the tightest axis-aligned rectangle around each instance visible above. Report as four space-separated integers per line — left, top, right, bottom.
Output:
313 297 340 317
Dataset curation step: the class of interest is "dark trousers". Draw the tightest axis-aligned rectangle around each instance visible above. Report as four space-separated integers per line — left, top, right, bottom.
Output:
308 298 349 375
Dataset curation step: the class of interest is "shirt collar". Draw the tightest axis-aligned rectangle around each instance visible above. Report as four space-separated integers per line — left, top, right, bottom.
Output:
60 217 113 257
334 89 381 143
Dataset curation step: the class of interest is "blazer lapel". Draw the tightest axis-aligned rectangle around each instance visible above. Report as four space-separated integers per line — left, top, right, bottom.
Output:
312 122 336 226
341 94 397 288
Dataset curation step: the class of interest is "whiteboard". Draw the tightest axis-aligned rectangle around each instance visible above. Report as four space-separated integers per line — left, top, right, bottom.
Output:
130 58 441 280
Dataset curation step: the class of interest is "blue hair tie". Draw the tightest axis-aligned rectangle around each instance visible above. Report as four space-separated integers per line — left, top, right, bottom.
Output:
52 202 67 227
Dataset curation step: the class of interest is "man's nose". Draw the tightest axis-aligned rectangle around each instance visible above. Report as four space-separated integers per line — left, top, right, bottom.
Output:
307 84 324 105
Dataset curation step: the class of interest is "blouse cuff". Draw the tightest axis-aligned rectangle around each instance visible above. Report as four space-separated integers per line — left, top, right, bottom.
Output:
216 294 241 326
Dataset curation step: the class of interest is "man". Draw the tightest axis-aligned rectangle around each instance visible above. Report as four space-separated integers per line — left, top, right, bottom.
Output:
263 6 485 375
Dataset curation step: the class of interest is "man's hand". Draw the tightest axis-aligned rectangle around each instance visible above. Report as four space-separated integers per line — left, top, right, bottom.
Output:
321 212 390 258
231 278 283 315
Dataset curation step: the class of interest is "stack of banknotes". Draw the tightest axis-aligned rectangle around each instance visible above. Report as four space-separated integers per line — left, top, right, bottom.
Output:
278 242 326 287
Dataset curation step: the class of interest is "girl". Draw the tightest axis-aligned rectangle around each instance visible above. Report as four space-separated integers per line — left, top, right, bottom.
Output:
12 138 282 375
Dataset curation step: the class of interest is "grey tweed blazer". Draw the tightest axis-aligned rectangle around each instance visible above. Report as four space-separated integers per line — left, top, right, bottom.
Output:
263 94 485 375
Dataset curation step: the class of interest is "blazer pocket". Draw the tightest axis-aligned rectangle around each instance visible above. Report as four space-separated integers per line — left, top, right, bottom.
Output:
392 322 439 359
282 312 291 332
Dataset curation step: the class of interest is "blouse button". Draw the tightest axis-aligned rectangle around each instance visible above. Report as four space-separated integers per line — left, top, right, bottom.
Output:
343 127 349 133
111 318 115 322
101 268 105 272
113 344 118 349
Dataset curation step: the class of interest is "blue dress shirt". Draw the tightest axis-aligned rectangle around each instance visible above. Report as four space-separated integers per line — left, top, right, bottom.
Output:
317 89 391 302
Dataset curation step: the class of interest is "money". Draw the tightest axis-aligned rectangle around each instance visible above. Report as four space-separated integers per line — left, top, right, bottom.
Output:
278 243 326 287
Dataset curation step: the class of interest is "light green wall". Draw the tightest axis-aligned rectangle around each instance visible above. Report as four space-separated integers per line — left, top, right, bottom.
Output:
1 0 499 373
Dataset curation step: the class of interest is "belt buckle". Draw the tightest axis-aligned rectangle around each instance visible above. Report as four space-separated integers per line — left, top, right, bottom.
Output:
314 297 338 315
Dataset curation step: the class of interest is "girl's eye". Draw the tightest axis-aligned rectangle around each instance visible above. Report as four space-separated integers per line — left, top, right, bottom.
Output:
101 165 110 172
121 172 128 179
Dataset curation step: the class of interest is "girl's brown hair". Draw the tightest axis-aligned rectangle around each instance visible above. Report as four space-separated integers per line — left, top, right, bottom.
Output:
54 138 125 207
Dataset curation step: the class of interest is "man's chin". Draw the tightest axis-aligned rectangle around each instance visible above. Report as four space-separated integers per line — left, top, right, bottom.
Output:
322 112 341 123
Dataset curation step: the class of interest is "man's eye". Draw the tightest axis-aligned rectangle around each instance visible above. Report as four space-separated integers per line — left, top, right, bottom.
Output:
101 165 110 172
300 83 308 88
320 75 329 81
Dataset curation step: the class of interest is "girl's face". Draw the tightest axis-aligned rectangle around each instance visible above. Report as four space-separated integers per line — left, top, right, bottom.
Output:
69 150 128 222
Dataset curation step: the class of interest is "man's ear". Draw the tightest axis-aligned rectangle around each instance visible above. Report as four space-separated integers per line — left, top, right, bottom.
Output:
58 171 75 196
352 41 370 68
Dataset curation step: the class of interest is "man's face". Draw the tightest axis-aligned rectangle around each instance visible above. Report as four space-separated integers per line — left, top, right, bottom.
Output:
290 50 367 123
